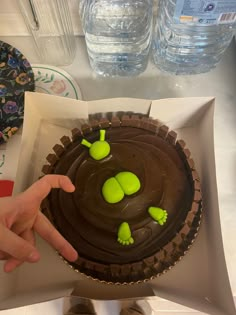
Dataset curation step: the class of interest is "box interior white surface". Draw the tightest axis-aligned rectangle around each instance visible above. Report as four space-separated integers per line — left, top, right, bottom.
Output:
0 92 235 315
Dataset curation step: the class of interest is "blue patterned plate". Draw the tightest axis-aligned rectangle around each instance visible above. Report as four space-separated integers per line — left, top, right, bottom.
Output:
0 41 35 144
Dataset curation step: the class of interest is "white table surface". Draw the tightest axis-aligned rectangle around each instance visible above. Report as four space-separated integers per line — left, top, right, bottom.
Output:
0 35 235 315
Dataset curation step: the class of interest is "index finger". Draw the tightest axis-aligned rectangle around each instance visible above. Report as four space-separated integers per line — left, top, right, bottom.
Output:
34 212 78 262
22 175 75 203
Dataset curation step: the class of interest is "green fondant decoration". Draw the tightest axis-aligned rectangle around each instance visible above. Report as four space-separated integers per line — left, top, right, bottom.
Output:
89 141 110 160
102 177 124 203
148 207 168 226
102 171 141 204
117 222 134 246
115 171 141 196
99 129 106 141
81 129 110 160
81 139 92 148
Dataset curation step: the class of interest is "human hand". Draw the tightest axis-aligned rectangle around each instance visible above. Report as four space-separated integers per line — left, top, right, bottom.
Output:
0 175 78 272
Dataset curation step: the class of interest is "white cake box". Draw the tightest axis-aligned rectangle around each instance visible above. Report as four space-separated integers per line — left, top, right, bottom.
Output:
0 92 235 315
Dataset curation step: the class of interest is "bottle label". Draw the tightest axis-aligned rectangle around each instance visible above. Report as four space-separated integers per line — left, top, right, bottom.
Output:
174 0 236 25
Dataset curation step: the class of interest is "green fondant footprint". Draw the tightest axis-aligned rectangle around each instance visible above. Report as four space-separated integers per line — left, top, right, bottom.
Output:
117 222 134 246
148 207 168 225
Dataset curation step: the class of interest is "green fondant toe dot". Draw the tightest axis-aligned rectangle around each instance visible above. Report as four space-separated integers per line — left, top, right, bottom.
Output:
148 207 168 225
129 237 134 244
117 222 134 246
115 171 141 196
102 177 124 203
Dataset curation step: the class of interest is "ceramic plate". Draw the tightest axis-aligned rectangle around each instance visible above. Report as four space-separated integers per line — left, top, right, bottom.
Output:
0 41 35 144
32 64 82 100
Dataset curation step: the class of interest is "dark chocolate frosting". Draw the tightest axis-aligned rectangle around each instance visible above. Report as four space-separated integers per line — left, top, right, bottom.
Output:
42 116 202 283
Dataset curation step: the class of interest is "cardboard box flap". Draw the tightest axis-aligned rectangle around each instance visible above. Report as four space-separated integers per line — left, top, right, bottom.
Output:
150 97 215 129
149 99 236 315
87 98 152 117
24 92 88 121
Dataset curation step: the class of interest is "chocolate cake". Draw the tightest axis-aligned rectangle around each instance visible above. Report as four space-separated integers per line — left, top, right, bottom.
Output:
41 115 202 284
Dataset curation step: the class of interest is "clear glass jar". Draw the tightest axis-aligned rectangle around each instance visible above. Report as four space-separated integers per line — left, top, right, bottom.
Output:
18 0 76 66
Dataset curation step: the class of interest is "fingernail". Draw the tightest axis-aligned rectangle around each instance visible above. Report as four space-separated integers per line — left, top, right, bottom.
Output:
69 184 75 192
4 264 14 273
71 251 79 262
27 251 40 262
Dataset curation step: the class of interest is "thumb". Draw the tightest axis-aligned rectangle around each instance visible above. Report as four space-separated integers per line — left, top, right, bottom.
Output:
0 224 40 268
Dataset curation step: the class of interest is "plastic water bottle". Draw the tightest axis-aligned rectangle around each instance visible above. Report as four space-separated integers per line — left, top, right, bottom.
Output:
79 0 153 76
152 0 236 75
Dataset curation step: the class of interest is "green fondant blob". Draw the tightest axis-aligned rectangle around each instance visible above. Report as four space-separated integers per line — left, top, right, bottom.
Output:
89 141 110 160
102 171 141 204
115 171 141 196
117 222 134 246
81 129 110 161
148 207 168 225
102 177 124 203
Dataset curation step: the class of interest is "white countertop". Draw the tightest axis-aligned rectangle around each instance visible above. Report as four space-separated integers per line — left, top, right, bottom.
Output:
0 35 235 314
